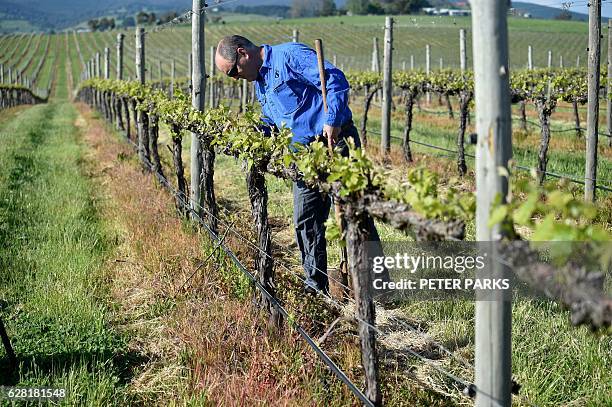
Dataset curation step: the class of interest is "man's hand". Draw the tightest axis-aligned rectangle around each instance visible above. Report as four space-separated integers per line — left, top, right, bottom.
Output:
323 124 341 148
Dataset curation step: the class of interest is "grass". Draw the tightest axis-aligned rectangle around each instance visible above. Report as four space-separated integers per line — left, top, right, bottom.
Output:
0 14 600 86
0 102 133 404
351 98 612 189
207 140 611 407
0 15 38 34
0 12 610 405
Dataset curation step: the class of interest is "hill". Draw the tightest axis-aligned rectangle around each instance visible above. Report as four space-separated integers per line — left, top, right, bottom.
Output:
0 0 600 33
512 1 588 21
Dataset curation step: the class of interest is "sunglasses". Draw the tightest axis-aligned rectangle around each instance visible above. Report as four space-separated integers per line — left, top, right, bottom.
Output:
227 49 240 78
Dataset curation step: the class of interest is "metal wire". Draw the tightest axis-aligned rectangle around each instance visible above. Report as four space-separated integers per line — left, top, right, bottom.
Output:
121 135 376 407
89 97 541 406
374 130 612 191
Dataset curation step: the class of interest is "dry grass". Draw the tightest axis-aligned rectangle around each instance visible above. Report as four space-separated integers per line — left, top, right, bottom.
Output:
74 103 366 406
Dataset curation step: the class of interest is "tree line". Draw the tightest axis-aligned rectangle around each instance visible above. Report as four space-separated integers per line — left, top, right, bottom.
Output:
290 0 431 17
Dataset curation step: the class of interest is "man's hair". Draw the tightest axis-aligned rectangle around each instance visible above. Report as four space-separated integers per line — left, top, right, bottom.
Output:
218 35 257 61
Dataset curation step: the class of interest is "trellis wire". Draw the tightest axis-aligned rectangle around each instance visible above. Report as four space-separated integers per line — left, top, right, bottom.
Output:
364 128 612 191
122 135 376 407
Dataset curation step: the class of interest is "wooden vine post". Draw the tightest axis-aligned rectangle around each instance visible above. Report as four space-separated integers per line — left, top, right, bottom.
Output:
191 0 205 218
547 50 552 68
585 0 601 202
135 26 150 165
608 19 612 147
191 0 218 233
94 52 99 77
292 29 299 43
380 17 393 157
519 45 533 133
426 44 431 103
104 47 110 79
240 79 248 113
188 53 193 88
209 46 216 108
170 59 176 97
457 28 469 175
371 37 380 72
472 1 512 405
116 33 124 80
372 37 381 104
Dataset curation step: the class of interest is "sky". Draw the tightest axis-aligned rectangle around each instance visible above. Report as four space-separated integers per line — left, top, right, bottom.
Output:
518 0 612 18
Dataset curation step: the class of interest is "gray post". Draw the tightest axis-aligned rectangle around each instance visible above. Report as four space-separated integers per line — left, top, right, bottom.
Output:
188 53 193 88
171 59 176 97
547 50 552 68
585 0 601 201
136 27 145 84
104 47 110 79
0 64 3 84
577 55 581 67
472 0 513 406
241 78 248 112
439 57 443 69
460 28 467 72
333 54 337 66
116 33 124 80
158 59 163 81
292 29 299 43
191 0 206 218
426 44 431 103
8 67 12 84
381 16 393 156
402 60 406 70
560 55 564 68
96 52 101 77
209 47 216 108
135 26 147 165
410 54 414 70
372 37 380 72
607 20 612 147
528 45 533 69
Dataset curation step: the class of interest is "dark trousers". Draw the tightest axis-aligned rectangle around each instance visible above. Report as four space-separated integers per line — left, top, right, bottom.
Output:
294 122 383 293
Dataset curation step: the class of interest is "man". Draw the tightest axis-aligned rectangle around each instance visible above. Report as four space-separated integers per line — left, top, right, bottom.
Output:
215 35 381 296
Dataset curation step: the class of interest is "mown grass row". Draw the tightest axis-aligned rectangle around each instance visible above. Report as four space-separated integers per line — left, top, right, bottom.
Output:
0 101 133 404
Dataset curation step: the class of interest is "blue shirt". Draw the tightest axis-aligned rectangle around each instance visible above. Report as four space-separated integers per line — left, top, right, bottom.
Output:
255 43 352 146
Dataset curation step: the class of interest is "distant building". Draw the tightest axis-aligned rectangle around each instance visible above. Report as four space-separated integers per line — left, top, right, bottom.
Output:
449 9 471 16
421 7 470 16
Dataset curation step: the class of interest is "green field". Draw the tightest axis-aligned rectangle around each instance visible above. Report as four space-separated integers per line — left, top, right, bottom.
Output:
0 14 611 406
0 14 605 89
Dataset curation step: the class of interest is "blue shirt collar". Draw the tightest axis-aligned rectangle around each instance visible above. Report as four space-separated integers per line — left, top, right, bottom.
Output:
260 44 272 71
